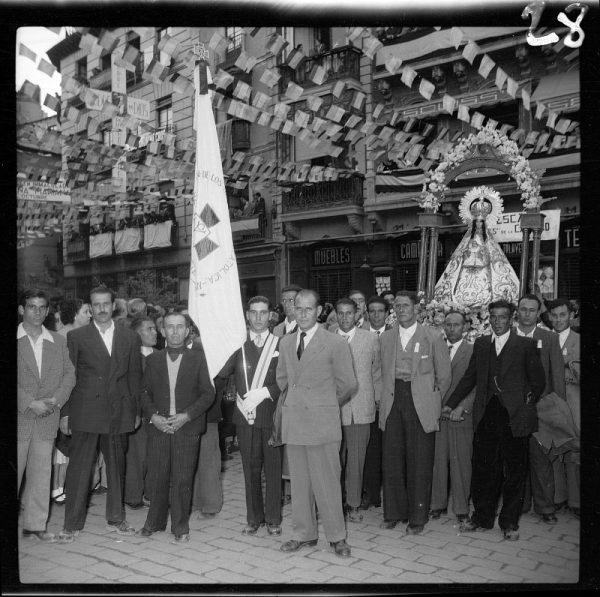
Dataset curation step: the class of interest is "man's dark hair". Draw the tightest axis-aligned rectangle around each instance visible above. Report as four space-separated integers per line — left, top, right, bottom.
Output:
247 295 271 310
59 298 84 325
518 294 542 310
548 298 573 313
394 290 418 305
281 284 302 294
335 297 357 312
163 310 190 326
348 289 366 299
130 315 156 333
368 295 388 311
89 284 116 303
127 298 147 317
19 288 49 308
489 299 516 315
445 310 466 323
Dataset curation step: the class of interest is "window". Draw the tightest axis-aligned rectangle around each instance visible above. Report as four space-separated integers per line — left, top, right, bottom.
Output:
154 28 174 66
156 96 173 131
310 269 351 305
277 131 292 163
101 52 111 71
76 57 87 82
225 27 243 55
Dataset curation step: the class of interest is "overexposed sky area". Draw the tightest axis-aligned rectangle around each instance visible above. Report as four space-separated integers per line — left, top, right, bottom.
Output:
16 26 66 115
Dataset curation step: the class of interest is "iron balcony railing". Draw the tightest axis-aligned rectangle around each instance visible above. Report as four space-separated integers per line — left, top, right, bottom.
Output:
282 175 364 214
278 45 361 94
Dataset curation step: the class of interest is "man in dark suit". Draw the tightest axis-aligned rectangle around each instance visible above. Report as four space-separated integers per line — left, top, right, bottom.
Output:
273 284 302 337
433 311 476 523
57 285 142 543
136 312 215 543
516 294 566 524
361 295 392 510
217 296 283 536
446 300 546 540
276 289 357 557
124 316 158 509
18 289 76 542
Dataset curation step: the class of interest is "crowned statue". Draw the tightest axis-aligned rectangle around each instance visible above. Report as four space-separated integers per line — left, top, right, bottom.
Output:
433 186 520 308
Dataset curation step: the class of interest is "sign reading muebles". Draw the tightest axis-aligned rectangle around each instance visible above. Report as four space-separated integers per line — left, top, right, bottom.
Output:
312 246 351 267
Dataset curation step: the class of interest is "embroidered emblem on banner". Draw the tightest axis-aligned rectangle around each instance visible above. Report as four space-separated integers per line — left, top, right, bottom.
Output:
194 204 220 260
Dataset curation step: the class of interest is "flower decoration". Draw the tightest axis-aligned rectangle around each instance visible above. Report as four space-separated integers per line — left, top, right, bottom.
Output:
418 123 542 213
458 186 503 225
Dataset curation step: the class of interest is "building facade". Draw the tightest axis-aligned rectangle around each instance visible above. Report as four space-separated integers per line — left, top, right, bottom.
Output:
46 26 579 308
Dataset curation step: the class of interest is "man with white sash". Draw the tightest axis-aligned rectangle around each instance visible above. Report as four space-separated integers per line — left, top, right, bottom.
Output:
217 296 283 536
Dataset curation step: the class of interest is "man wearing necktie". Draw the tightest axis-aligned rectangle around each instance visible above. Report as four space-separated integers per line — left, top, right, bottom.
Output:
276 289 357 557
432 311 475 523
515 294 566 524
378 291 451 536
360 295 391 511
273 284 302 337
136 312 214 544
57 285 143 543
445 300 545 541
216 296 283 536
328 289 369 333
334 298 382 523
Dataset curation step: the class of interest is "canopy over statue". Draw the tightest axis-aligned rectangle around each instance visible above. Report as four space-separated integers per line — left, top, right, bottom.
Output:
434 186 520 308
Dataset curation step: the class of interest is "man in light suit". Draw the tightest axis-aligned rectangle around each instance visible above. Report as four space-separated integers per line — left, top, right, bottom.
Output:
549 298 580 517
328 289 368 333
379 290 452 535
334 298 382 523
58 284 143 543
433 311 475 523
18 289 76 542
516 294 566 524
136 312 215 543
276 289 357 557
273 284 302 337
217 296 283 536
446 300 546 540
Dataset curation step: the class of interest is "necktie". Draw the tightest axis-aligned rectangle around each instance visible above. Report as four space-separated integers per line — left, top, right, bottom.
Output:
493 338 499 356
448 343 453 354
254 334 263 348
297 331 306 360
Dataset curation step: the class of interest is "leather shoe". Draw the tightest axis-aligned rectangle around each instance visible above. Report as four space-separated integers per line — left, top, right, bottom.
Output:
541 513 557 524
503 528 520 541
554 500 568 512
379 520 399 529
456 514 469 523
460 519 488 532
429 509 446 519
405 524 425 535
330 539 351 557
242 522 264 535
135 527 162 538
280 538 318 552
267 524 281 536
22 529 56 542
346 507 363 523
106 520 135 536
171 533 189 544
57 529 79 543
125 501 146 510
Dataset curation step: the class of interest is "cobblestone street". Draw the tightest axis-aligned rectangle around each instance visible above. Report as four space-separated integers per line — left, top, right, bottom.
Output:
12 449 581 587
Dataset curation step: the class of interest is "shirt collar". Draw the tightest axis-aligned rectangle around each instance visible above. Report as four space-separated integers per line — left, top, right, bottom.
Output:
298 322 319 342
398 321 418 337
370 325 386 334
338 326 356 341
492 330 511 343
17 322 54 343
557 328 570 346
516 325 535 338
94 319 115 335
448 338 463 349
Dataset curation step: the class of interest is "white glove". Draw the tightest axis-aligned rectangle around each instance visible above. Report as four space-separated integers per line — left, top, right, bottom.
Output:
236 396 255 425
242 387 271 413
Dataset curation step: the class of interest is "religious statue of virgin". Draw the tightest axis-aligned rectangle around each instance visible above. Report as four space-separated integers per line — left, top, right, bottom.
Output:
433 186 520 308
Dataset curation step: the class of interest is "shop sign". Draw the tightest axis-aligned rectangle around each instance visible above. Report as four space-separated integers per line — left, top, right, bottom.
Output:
488 210 561 243
312 246 351 267
563 224 579 248
17 179 70 203
500 242 523 255
127 96 151 121
398 239 443 261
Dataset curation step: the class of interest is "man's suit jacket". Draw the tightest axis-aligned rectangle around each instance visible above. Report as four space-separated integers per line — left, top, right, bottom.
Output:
141 346 215 436
273 319 297 338
217 334 281 429
561 328 580 433
444 340 476 430
379 323 452 434
446 331 546 437
276 326 357 445
339 328 381 426
18 331 76 441
63 322 142 434
530 327 566 400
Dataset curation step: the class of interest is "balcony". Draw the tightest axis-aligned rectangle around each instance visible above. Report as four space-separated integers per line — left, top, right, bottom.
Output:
66 238 88 262
126 54 145 88
89 67 112 91
282 175 364 215
231 213 268 244
278 46 361 94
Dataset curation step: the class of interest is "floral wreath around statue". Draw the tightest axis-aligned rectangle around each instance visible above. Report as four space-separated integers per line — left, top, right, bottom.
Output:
418 123 542 213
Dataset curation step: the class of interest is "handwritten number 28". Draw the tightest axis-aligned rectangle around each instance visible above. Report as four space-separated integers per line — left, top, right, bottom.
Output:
522 1 588 48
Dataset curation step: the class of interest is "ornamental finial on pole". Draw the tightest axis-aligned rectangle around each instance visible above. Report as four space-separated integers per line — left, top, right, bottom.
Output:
193 42 210 62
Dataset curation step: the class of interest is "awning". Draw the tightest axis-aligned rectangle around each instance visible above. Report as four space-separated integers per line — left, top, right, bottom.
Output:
531 71 579 104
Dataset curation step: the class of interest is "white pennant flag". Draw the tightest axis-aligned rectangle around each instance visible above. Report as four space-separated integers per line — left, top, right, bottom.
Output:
189 56 247 380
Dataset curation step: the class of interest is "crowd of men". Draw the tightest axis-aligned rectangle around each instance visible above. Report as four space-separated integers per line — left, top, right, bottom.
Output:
18 283 580 558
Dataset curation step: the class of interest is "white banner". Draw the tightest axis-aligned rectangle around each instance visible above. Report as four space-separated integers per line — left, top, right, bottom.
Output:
17 180 70 203
111 53 127 94
188 60 247 380
84 88 112 111
127 96 151 121
488 209 561 242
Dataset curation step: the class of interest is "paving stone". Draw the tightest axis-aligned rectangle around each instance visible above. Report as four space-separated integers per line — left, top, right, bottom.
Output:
456 554 505 570
344 546 391 564
126 560 180 578
432 569 490 583
518 549 574 568
83 561 132 580
386 558 437 574
118 574 166 583
548 546 580 561
283 567 338 582
162 570 208 583
161 556 219 575
204 568 257 583
536 564 577 582
488 551 539 570
394 571 440 583
319 563 372 581
131 548 181 563
353 559 403 578
441 542 492 559
467 566 515 582
371 543 423 560
417 554 470 572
